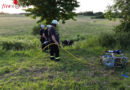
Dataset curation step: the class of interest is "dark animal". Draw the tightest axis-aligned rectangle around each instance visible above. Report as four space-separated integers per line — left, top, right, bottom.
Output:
62 40 74 47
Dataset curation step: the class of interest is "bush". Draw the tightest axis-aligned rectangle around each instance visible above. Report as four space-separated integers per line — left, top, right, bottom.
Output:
0 36 40 51
2 41 24 50
73 36 105 56
99 33 116 48
2 41 32 51
115 32 130 49
84 11 94 16
114 22 130 33
1 40 39 51
0 66 17 75
99 32 130 49
32 24 41 35
94 12 104 16
72 35 86 41
91 15 105 19
0 48 6 56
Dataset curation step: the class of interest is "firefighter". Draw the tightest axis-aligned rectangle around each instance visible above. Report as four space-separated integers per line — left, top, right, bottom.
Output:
42 25 52 52
40 24 46 44
49 20 60 61
46 25 52 41
40 24 48 52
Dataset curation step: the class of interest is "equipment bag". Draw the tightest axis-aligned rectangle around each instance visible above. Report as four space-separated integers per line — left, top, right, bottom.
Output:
100 50 128 68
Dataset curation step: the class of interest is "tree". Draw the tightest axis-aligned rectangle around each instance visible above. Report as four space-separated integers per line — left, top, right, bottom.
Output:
19 0 79 24
105 0 130 49
106 0 130 32
84 11 94 16
94 12 103 16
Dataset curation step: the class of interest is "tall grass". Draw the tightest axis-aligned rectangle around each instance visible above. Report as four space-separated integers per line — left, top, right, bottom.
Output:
99 32 130 50
32 24 41 35
0 36 40 50
0 15 129 90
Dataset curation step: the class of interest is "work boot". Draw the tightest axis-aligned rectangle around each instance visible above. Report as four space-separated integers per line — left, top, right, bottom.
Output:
42 50 48 53
50 56 55 60
55 57 60 62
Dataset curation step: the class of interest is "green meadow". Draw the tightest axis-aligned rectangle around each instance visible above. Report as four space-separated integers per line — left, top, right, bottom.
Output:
0 15 129 90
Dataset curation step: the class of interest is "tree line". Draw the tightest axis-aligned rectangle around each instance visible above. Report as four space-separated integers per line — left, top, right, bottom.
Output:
77 11 105 19
77 11 123 19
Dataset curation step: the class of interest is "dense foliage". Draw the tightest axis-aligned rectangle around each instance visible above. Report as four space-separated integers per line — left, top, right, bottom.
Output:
77 11 105 19
19 0 79 24
106 0 130 32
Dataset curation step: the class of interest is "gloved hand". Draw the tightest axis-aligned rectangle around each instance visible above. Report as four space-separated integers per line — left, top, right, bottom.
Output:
44 41 49 44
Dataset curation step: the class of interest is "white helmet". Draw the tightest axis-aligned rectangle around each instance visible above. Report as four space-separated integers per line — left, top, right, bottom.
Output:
41 24 45 29
52 20 58 25
47 25 52 29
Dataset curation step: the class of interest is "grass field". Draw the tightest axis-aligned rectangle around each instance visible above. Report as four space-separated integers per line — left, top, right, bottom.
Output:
0 14 129 90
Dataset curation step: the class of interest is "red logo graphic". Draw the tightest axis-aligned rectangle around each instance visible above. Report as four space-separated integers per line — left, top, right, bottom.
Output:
13 0 18 5
1 0 20 9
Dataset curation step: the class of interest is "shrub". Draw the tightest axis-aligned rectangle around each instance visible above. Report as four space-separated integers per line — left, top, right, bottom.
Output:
84 11 94 16
1 40 37 51
94 12 104 16
32 24 41 35
99 32 130 49
0 66 17 75
73 36 105 56
91 15 105 19
114 22 130 33
2 41 23 50
99 33 116 48
0 36 40 51
0 48 6 56
115 32 130 49
72 35 86 41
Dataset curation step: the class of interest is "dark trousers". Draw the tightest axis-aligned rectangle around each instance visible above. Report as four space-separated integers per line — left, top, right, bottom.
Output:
42 43 48 51
40 38 45 44
50 44 59 58
40 38 45 50
42 41 49 51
